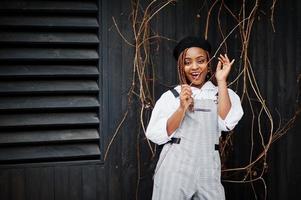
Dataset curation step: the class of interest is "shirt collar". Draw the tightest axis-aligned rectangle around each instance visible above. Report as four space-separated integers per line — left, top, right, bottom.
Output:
200 81 216 90
175 81 216 92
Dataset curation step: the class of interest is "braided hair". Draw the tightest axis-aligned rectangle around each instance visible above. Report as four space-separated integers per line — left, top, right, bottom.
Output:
177 48 214 85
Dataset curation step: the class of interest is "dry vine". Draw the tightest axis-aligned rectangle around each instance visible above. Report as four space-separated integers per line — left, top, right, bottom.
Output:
104 0 300 199
204 0 301 199
103 1 176 199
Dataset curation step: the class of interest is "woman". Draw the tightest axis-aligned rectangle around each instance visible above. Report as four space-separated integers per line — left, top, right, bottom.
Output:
145 36 244 200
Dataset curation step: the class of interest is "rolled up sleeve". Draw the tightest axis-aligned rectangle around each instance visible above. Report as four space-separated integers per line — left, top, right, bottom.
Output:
145 91 177 145
218 89 244 131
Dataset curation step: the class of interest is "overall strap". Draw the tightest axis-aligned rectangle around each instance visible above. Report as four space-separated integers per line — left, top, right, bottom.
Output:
170 88 179 98
159 88 181 146
214 90 218 104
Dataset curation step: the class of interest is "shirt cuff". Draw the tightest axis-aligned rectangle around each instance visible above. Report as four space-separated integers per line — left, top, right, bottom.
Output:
218 103 243 131
146 117 173 145
218 114 233 131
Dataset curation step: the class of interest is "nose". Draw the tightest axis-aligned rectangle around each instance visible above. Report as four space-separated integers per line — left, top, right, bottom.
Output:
191 61 200 70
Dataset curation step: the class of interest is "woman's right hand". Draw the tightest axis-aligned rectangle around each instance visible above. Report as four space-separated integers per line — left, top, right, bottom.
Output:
180 85 193 111
166 85 193 135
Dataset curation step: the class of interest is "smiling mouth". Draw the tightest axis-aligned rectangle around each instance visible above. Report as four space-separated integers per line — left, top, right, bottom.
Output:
191 72 201 80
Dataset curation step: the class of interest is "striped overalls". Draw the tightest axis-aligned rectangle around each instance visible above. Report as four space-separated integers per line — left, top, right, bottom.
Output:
152 98 225 200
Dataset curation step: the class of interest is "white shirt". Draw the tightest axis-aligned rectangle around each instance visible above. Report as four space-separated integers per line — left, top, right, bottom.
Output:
145 81 244 145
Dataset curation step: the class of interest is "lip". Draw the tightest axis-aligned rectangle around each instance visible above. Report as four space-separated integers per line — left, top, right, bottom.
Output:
191 72 201 80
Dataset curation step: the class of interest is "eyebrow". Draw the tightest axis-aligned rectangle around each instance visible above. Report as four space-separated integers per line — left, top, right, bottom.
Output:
185 55 206 59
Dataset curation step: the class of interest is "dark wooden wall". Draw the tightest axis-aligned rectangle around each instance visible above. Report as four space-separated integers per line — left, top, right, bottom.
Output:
0 162 105 200
0 0 301 200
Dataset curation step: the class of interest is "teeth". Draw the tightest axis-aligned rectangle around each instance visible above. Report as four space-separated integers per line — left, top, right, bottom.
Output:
192 72 200 76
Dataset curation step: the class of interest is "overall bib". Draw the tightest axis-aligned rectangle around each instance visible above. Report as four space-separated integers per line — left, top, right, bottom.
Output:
152 99 225 200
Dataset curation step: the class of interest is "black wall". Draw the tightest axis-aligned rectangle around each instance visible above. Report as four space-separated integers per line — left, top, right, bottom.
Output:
0 0 301 200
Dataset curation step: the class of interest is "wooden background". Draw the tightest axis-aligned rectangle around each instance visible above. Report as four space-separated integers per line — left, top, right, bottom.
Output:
0 0 300 199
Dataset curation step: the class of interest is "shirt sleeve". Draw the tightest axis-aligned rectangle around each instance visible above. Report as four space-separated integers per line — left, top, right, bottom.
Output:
145 91 178 145
218 89 244 131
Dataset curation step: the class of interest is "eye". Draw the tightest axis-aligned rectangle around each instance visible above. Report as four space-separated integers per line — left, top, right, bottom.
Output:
197 59 206 64
184 60 191 65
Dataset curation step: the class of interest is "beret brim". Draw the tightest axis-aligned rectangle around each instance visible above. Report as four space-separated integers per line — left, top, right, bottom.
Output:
173 36 211 60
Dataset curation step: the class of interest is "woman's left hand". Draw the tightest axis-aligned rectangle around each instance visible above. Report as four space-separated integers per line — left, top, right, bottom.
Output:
215 54 235 82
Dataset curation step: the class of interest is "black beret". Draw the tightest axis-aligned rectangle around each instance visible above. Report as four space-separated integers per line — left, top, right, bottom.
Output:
173 36 212 60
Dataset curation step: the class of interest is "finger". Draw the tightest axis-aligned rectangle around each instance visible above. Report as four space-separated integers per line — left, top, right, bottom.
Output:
183 95 192 103
216 61 222 71
187 98 193 105
185 92 192 99
181 87 191 94
183 94 192 102
219 54 226 61
181 94 189 101
182 92 191 99
224 54 230 61
230 59 235 66
181 84 190 90
218 57 225 66
181 88 192 96
219 55 228 65
181 85 189 95
183 86 192 93
181 84 190 91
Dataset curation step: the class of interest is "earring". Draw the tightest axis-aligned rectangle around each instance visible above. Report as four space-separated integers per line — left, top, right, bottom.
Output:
206 67 211 80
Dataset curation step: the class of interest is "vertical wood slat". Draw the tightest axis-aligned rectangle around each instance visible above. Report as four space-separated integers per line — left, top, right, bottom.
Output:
69 166 83 200
0 0 100 163
0 170 10 200
11 169 25 200
82 166 97 200
25 167 55 200
25 168 41 200
101 0 123 199
54 166 69 200
0 163 105 200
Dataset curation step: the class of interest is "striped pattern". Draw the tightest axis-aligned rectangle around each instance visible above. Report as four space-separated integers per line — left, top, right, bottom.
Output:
152 100 224 199
0 0 100 164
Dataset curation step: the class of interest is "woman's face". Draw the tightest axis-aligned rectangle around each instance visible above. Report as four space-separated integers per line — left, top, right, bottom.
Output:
183 47 208 88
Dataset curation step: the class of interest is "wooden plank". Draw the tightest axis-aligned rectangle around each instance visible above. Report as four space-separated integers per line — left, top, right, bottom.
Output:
0 169 10 199
0 96 99 111
0 80 99 94
0 144 100 162
82 165 97 200
0 65 98 78
10 169 25 200
54 166 69 200
25 168 41 200
0 48 99 61
119 0 137 198
0 112 99 128
0 32 99 44
69 166 82 200
102 0 123 199
96 165 106 200
0 129 99 145
0 16 98 29
39 167 55 200
25 167 55 200
0 1 97 13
